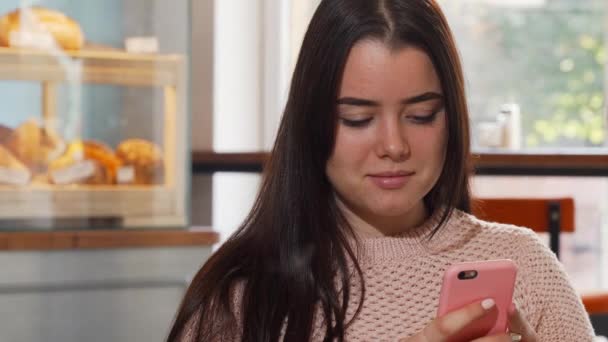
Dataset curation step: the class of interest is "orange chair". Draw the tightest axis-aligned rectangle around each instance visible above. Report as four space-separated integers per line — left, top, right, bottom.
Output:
472 197 608 335
472 198 574 258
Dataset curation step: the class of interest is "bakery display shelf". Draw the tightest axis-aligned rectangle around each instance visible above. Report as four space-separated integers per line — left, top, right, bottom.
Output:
0 46 183 87
0 46 187 229
0 184 185 228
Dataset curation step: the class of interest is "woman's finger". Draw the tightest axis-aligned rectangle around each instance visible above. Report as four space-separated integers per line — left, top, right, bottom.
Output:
421 298 496 342
405 333 512 342
507 303 538 342
471 334 512 342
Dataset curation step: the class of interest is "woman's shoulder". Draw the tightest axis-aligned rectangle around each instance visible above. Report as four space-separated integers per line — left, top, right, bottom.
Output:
456 209 542 244
447 209 553 263
455 209 559 270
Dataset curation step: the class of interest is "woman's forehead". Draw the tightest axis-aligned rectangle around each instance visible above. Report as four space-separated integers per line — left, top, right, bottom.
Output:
338 40 442 100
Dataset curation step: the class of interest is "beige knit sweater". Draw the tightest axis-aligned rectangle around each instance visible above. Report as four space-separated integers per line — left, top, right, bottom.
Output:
317 209 595 341
182 210 595 341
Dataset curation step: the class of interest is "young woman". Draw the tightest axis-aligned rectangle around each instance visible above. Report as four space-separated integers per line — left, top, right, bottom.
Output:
169 1 595 341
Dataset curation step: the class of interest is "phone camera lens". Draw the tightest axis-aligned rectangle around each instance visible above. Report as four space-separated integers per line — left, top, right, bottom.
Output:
458 270 478 280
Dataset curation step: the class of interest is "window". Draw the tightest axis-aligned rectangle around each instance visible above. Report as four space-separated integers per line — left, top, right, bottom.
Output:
438 0 607 151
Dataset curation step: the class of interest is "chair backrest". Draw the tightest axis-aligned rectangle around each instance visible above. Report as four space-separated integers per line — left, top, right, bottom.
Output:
472 198 608 319
471 198 575 233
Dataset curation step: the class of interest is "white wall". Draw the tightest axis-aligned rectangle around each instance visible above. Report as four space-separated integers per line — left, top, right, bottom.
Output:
193 0 322 243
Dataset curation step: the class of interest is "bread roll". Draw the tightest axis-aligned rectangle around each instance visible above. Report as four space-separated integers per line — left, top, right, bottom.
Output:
0 7 84 50
116 139 164 185
5 120 65 173
0 144 26 169
0 124 13 145
0 145 30 185
48 140 83 170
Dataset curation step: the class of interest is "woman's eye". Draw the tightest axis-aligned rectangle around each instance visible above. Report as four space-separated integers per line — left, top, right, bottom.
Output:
340 117 372 127
408 111 439 124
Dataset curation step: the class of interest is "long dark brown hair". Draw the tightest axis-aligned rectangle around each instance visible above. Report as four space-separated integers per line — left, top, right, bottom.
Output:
168 1 471 341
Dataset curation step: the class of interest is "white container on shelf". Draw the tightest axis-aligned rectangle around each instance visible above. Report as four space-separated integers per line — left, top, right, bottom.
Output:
498 103 522 150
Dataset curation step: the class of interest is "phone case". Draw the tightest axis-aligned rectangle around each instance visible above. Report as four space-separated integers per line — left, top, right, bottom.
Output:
437 259 517 342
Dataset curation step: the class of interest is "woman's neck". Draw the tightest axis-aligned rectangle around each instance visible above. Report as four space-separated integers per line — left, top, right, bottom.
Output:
335 196 429 238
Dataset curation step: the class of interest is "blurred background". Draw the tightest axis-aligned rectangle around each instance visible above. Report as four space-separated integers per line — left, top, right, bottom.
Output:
0 0 606 341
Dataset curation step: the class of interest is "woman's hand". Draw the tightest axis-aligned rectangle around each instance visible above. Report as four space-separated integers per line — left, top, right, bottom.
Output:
399 299 516 342
506 303 538 342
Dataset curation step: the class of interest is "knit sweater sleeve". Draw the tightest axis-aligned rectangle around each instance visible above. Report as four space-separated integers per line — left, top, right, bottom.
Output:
513 229 595 341
177 282 245 342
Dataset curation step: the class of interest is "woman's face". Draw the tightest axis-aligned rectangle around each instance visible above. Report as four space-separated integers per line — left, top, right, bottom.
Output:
326 40 448 235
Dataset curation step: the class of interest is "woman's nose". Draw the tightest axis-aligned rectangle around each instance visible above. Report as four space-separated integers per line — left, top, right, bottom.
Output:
375 118 410 161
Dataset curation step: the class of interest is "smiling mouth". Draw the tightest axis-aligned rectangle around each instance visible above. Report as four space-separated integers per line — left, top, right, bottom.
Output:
367 172 414 189
368 171 415 177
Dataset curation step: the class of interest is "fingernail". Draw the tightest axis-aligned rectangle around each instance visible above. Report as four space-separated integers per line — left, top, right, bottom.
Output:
481 298 495 310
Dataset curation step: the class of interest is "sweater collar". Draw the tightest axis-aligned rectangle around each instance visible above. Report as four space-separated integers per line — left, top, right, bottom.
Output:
354 209 469 263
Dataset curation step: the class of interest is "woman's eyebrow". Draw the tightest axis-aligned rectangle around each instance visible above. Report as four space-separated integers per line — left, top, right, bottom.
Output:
336 91 443 106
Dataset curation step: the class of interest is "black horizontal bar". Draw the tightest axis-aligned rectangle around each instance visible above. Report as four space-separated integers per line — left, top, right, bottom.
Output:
191 158 608 177
474 166 608 177
192 162 264 174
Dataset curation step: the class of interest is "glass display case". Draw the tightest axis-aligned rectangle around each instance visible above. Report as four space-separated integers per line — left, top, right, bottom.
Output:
0 1 190 229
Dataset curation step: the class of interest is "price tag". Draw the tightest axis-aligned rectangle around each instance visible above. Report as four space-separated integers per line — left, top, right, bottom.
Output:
125 37 159 54
117 166 135 184
0 166 30 186
50 160 95 185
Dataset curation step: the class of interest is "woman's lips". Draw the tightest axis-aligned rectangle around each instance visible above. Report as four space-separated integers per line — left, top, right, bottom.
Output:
368 171 414 190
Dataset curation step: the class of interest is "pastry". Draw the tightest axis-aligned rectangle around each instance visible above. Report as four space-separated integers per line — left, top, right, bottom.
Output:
48 140 83 169
0 124 13 145
0 145 30 185
0 7 84 50
116 139 164 185
5 119 65 173
83 140 122 183
48 140 109 185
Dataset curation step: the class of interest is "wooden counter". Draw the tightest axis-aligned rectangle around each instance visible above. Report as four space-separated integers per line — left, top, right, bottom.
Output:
0 228 217 341
0 228 219 251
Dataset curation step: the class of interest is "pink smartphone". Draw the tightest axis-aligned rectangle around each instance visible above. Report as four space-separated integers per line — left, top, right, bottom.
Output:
437 259 517 342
